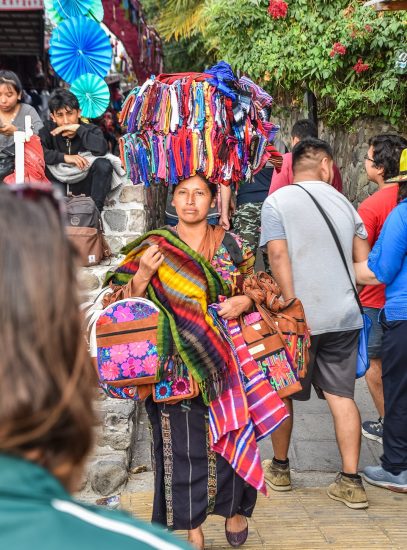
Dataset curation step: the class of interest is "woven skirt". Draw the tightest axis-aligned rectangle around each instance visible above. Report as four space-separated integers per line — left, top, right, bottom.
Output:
145 395 257 530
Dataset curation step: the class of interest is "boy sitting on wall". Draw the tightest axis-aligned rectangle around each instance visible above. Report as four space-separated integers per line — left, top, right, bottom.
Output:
39 89 112 211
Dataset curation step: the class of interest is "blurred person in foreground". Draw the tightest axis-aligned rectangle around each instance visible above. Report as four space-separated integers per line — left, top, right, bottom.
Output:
355 149 407 493
0 185 191 550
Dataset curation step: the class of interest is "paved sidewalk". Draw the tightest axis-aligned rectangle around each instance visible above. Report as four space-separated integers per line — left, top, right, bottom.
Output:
119 379 407 548
121 482 407 549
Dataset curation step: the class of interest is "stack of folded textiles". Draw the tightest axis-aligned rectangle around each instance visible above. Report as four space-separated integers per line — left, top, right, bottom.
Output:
119 61 282 187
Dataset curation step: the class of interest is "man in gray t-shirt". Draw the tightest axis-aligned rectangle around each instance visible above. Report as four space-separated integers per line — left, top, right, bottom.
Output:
260 138 370 510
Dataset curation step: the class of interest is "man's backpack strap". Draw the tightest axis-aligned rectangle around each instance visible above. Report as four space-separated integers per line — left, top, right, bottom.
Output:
222 231 244 266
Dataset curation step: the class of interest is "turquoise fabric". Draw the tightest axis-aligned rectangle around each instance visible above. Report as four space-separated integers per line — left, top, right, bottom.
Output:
0 453 190 550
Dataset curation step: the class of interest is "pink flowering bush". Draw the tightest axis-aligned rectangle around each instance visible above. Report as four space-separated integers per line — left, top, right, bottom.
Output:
268 0 288 19
353 58 370 74
329 42 347 58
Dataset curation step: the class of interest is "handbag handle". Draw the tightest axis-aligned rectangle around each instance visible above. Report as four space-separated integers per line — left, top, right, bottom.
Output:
295 185 364 316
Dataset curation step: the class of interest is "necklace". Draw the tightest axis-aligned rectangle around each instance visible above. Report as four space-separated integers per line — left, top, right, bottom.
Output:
0 105 19 124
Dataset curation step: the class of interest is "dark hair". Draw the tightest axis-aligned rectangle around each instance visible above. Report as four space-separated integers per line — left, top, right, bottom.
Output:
48 88 80 113
291 119 318 141
399 182 407 203
0 70 23 94
173 173 218 197
368 134 407 181
0 188 96 490
292 137 333 171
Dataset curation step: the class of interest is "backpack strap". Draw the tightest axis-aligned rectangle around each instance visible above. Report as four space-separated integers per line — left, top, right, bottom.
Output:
295 184 363 315
222 231 244 266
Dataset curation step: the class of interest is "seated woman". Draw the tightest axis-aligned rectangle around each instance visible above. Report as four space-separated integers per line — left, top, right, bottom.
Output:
0 185 190 550
104 174 259 549
0 71 43 181
354 152 407 493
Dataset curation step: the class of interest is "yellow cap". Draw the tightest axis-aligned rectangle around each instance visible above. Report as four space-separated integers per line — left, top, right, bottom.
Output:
386 148 407 183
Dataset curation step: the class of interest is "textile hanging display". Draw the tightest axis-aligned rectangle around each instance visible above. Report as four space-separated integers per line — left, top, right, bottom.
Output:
119 61 282 188
49 15 112 83
70 73 110 118
45 0 104 24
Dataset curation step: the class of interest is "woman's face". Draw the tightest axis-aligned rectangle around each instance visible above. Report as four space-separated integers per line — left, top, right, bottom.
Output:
171 175 216 224
0 83 20 113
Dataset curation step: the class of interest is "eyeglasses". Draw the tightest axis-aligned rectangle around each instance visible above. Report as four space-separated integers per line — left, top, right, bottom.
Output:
8 183 66 221
364 154 375 163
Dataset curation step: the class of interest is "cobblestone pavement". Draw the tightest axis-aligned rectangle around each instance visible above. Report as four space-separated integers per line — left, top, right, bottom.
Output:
119 379 407 548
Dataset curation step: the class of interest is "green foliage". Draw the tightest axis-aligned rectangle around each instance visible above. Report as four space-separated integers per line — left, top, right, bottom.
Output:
142 0 406 127
142 0 213 73
201 0 406 127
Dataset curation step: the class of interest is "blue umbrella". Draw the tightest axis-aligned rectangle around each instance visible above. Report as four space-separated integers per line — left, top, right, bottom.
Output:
70 73 110 119
89 0 103 22
45 0 103 23
53 0 92 19
44 0 63 24
50 16 112 83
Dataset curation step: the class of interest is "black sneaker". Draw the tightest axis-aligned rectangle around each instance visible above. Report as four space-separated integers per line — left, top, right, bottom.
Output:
362 417 383 444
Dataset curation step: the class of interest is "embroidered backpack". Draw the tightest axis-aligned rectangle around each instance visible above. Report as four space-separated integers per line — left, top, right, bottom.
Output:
91 298 160 399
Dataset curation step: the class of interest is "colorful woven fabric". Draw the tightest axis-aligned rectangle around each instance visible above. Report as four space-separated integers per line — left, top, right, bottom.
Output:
104 229 231 404
211 233 255 294
208 304 289 495
119 62 282 188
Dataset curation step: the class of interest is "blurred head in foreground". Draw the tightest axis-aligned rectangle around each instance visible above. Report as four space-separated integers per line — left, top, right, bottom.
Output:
0 185 96 491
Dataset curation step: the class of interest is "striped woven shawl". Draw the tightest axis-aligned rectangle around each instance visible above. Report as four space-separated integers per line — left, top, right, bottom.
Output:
104 229 231 404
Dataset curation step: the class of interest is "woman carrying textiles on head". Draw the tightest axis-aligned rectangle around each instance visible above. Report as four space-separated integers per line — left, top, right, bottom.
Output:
104 174 265 549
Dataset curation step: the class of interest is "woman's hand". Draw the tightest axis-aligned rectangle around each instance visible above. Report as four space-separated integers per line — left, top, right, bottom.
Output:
0 123 17 136
138 245 165 281
217 295 253 320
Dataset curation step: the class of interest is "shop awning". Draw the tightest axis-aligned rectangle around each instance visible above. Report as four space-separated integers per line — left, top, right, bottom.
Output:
0 1 44 56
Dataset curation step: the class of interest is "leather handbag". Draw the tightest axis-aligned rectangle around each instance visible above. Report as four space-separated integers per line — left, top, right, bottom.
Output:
243 272 311 379
295 185 371 378
65 195 111 266
240 310 303 398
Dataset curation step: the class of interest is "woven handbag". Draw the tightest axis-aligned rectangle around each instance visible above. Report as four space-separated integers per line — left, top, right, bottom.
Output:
95 298 160 396
152 355 199 403
241 311 302 398
241 272 311 397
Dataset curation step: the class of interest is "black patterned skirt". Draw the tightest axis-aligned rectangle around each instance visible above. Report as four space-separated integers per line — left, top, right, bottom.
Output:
145 395 257 530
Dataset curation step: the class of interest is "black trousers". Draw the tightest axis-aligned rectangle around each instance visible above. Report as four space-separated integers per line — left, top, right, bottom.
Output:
47 158 112 211
145 395 257 530
380 315 407 474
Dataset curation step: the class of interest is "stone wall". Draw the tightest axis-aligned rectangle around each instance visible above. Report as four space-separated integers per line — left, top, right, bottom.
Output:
273 109 406 207
77 179 166 503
